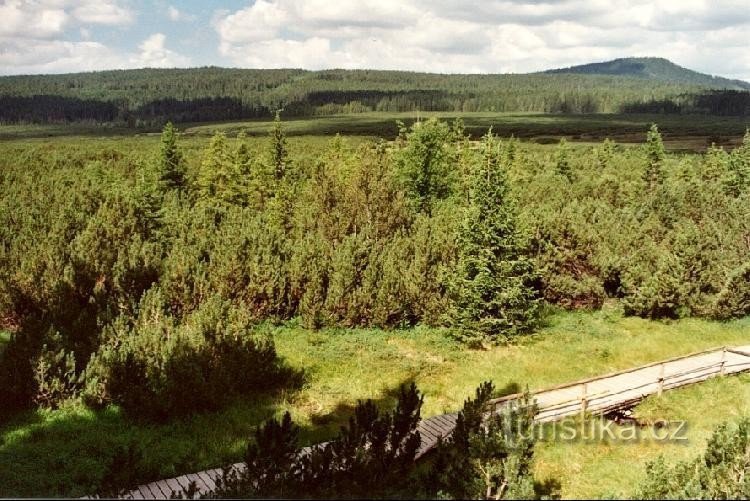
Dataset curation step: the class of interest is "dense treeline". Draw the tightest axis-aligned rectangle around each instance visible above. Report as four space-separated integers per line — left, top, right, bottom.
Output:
623 90 750 115
1 119 749 421
1 67 744 125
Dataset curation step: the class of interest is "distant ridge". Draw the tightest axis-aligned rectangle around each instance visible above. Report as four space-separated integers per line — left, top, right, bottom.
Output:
544 57 750 90
1 56 748 125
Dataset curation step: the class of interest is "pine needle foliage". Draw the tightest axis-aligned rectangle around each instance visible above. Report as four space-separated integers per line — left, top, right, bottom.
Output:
270 110 289 181
637 418 750 499
157 122 185 190
424 381 543 500
212 383 424 499
643 124 666 192
450 131 540 344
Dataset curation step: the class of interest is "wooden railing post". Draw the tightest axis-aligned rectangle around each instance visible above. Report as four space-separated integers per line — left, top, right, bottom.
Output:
720 347 727 376
580 383 588 418
657 363 665 396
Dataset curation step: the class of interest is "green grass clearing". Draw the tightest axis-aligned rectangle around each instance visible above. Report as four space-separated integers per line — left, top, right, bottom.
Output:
535 373 750 498
4 112 749 151
0 309 748 497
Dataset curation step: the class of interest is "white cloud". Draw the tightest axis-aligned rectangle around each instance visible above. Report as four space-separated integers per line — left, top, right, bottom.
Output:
0 32 191 75
0 38 124 74
216 0 289 44
0 1 133 43
0 1 69 38
130 33 191 68
1 0 750 80
212 0 750 80
73 0 134 25
0 0 195 75
168 5 195 22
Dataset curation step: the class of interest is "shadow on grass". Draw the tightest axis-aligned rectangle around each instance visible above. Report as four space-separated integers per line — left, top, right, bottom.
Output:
308 376 418 429
0 367 308 498
0 372 427 498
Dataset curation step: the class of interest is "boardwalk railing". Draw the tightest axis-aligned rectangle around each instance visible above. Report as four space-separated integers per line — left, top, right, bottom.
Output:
115 344 750 499
485 345 750 423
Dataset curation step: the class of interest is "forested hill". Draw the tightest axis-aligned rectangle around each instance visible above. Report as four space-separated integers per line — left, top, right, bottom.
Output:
545 57 750 91
1 58 749 125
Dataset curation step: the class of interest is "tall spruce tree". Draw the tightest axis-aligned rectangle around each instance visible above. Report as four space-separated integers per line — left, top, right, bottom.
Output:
158 122 185 190
196 132 243 204
596 138 616 170
555 137 573 181
643 124 666 191
725 129 750 196
702 143 728 183
158 122 185 189
394 117 454 214
270 111 288 181
451 131 540 343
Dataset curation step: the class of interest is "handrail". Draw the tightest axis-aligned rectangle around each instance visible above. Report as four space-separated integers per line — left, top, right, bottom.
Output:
486 345 730 409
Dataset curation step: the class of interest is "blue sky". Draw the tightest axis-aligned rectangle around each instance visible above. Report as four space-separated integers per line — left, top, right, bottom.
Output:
75 1 244 65
2 1 750 80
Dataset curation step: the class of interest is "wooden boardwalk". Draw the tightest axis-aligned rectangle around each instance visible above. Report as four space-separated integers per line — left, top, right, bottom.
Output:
113 344 750 499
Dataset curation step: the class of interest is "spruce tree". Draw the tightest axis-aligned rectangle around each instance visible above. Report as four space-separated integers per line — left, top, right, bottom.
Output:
725 129 750 196
158 122 185 190
425 382 541 500
235 131 252 178
196 132 243 204
270 111 288 181
643 124 665 191
555 137 573 181
702 143 728 183
394 117 453 214
451 131 540 343
596 138 615 170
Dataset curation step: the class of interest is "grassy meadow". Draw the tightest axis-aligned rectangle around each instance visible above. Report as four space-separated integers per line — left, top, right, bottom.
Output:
1 308 748 498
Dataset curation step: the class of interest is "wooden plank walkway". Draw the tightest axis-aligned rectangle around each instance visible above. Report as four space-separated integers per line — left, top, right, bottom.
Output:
108 344 750 499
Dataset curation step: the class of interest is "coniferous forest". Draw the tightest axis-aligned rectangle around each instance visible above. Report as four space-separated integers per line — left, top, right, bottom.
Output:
2 66 750 126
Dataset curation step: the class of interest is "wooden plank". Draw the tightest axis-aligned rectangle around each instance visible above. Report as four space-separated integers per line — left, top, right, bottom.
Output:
184 473 206 494
431 414 457 430
435 413 457 425
135 484 153 500
486 346 727 407
164 478 183 497
420 418 450 437
175 475 193 493
195 471 216 493
201 468 223 491
418 420 444 438
145 481 169 499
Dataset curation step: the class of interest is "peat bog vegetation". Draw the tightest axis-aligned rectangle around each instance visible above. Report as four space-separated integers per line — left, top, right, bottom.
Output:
1 313 749 498
1 58 750 499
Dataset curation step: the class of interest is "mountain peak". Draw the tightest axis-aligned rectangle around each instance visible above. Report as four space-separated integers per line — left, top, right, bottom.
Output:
544 57 750 90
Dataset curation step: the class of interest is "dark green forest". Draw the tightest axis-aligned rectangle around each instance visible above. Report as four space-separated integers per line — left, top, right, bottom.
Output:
2 58 750 126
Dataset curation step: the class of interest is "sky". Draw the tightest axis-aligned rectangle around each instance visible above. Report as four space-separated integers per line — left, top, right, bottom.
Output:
2 0 750 80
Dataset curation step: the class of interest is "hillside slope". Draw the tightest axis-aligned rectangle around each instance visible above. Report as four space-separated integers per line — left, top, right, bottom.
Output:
0 58 748 124
545 57 750 90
